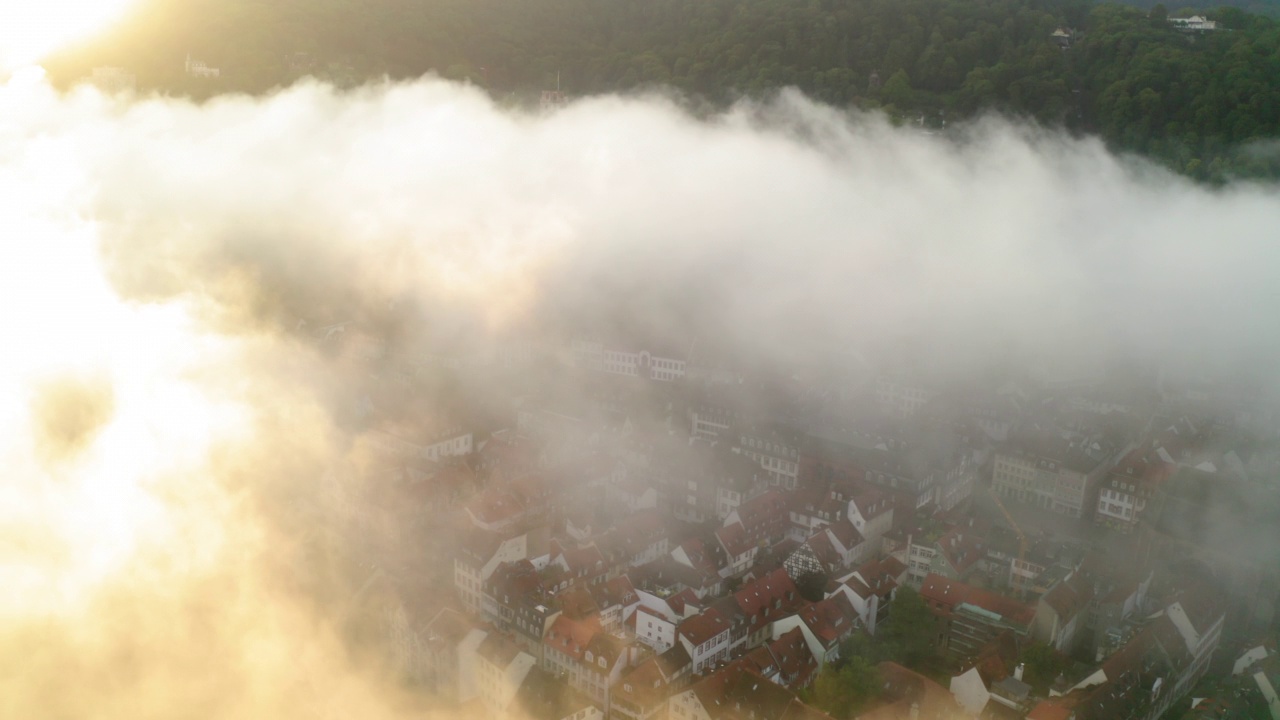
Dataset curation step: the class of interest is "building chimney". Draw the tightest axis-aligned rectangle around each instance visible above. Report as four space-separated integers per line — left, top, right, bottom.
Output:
1015 663 1025 682
909 702 919 720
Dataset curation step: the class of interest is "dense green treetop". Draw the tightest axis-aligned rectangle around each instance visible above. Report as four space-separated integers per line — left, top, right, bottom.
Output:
44 0 1280 182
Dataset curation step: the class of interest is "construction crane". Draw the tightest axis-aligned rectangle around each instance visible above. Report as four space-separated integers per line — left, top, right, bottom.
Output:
982 484 1030 598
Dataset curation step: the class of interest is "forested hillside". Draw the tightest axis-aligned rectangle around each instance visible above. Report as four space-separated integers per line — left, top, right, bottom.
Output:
45 0 1280 182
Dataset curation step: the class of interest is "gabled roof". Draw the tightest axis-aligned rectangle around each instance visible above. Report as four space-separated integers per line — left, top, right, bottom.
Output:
615 658 671 710
677 536 725 576
716 522 755 557
556 583 599 620
741 645 779 680
1107 444 1175 494
797 594 858 648
544 614 601 661
551 539 606 576
853 556 906 597
722 669 800 720
827 521 866 552
633 557 720 595
735 568 805 632
584 632 626 674
603 574 639 607
935 528 986 575
737 489 789 529
769 627 820 688
689 663 741 711
860 662 962 720
488 557 545 591
668 587 702 616
804 530 843 571
680 607 732 646
1041 573 1094 623
657 642 693 676
849 487 893 522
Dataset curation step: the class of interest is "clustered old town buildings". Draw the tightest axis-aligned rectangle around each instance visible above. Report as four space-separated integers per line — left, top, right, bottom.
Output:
320 329 1280 720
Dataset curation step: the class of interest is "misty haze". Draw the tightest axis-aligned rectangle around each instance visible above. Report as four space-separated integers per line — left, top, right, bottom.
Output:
2 2 1280 720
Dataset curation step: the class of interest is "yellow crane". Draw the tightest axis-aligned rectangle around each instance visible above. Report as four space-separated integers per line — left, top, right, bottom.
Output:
983 484 1030 597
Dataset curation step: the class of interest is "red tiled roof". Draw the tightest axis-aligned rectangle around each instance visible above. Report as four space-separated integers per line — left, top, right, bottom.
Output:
668 587 701 616
716 522 754 557
798 594 858 647
689 663 741 711
935 528 986 575
544 615 602 661
1109 445 1176 493
867 662 962 719
734 569 806 632
556 583 599 619
850 488 893 521
826 521 865 552
584 632 626 674
843 575 873 598
615 658 671 710
851 556 905 599
769 627 819 688
741 646 779 678
680 607 731 646
804 531 843 571
552 539 606 575
737 490 789 530
920 574 1035 627
594 574 638 609
466 488 526 525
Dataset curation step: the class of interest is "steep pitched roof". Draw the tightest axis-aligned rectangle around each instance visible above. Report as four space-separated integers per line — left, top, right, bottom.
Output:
722 670 799 720
769 627 820 688
860 662 962 720
556 582 599 620
935 528 986 575
1042 573 1094 624
615 658 671 710
735 568 806 632
797 594 859 648
827 521 866 552
544 615 601 661
593 574 638 609
804 530 843 571
717 522 755 557
680 607 732 646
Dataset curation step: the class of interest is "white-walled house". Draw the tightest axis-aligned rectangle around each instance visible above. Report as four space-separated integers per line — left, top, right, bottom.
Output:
475 633 538 717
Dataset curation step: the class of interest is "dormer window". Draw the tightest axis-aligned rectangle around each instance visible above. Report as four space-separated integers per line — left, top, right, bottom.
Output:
585 651 593 662
599 657 607 668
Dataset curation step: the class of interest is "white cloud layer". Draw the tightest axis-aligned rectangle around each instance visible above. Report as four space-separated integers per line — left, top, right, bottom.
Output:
1 73 1279 716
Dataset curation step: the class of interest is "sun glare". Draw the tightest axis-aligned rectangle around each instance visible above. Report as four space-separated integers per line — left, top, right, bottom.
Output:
0 0 139 71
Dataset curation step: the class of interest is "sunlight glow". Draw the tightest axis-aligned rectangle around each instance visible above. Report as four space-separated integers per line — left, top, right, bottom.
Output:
0 79 248 615
0 0 139 71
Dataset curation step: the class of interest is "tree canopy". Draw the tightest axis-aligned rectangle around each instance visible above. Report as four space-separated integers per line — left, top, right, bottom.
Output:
44 0 1280 182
